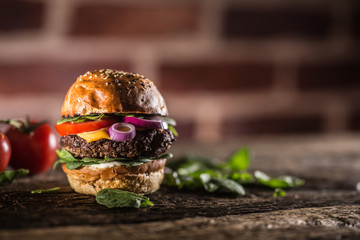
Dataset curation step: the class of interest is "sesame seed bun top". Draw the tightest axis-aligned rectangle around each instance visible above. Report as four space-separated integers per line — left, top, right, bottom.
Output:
61 69 168 117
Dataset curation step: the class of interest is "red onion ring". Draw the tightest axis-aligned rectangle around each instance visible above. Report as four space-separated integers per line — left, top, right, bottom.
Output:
124 116 168 129
108 123 136 141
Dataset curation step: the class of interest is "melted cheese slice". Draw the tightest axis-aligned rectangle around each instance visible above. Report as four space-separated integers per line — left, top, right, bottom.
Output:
77 128 111 143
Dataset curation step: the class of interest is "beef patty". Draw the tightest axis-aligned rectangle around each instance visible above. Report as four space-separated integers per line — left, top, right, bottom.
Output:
60 129 175 159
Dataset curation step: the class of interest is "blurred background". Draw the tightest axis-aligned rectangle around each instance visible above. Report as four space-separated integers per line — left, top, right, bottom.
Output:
0 0 359 142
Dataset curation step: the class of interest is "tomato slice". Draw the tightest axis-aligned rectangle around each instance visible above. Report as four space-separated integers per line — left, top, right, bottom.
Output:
55 119 117 136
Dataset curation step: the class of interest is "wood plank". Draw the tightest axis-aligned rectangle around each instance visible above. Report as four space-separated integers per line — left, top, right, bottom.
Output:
1 135 360 239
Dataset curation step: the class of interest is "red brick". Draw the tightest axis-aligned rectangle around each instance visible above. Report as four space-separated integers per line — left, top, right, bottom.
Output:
223 115 324 136
298 59 360 90
0 0 44 32
223 7 332 39
160 62 273 92
69 3 199 37
0 62 131 93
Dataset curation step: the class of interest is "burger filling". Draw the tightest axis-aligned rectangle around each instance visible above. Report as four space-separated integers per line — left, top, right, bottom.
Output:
60 128 175 159
54 114 177 170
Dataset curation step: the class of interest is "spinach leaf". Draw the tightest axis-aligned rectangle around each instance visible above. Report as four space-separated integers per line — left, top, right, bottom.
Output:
166 155 217 173
160 117 177 126
57 113 177 126
230 171 254 184
54 149 172 170
169 125 178 137
254 171 305 189
164 148 304 196
273 188 287 197
96 189 154 208
212 177 245 195
0 169 29 186
64 161 84 170
31 187 60 194
226 148 250 171
57 114 106 124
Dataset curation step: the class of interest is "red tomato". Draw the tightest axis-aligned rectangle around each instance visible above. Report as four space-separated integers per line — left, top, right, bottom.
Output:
6 123 58 175
55 119 117 136
0 133 11 172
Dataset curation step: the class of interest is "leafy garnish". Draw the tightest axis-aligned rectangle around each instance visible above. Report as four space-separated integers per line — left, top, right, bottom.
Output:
164 148 304 196
164 153 247 195
169 125 178 137
56 114 106 124
222 148 250 171
160 117 177 126
273 188 287 197
57 113 177 127
96 189 154 208
254 171 305 188
54 149 173 170
31 187 60 194
0 169 29 186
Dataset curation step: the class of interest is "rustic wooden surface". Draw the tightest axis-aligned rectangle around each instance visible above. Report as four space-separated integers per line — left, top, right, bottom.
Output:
1 135 360 240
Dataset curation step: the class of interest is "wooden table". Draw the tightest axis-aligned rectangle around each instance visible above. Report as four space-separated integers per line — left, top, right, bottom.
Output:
1 135 360 240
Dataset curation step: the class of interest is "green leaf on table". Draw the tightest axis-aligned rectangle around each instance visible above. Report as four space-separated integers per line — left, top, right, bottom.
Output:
273 188 287 197
163 169 182 187
225 148 250 171
0 169 29 186
164 148 304 196
254 170 305 189
212 177 246 195
164 161 246 195
96 189 154 208
31 187 60 194
230 171 254 184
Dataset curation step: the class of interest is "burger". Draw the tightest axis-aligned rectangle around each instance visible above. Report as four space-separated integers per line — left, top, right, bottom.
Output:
54 69 177 195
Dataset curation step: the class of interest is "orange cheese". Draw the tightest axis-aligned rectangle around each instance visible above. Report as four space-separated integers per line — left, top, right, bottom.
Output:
77 128 111 142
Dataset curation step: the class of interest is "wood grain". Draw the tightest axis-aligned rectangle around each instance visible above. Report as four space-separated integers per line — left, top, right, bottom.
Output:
1 135 360 239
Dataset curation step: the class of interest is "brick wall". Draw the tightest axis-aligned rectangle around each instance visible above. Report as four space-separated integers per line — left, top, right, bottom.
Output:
0 0 359 142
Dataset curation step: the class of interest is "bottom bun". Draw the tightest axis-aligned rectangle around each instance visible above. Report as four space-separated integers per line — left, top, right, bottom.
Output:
61 158 166 195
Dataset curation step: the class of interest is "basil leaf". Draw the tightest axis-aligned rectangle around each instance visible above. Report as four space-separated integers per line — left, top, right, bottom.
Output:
225 148 250 171
56 149 77 161
31 187 60 194
166 155 217 174
164 148 304 196
230 171 254 184
96 189 154 208
52 159 64 170
254 171 305 189
164 166 245 195
56 114 106 124
163 169 182 187
164 153 248 195
56 113 176 125
168 125 178 137
0 169 29 186
66 161 85 170
200 174 219 192
160 117 177 126
213 178 246 195
273 188 287 197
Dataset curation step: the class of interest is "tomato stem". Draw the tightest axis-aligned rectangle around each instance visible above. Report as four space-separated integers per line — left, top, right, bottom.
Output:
0 117 48 134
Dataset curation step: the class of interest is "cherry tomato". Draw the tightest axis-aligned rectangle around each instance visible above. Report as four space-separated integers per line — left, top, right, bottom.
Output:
0 133 11 172
6 123 58 175
55 119 117 136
